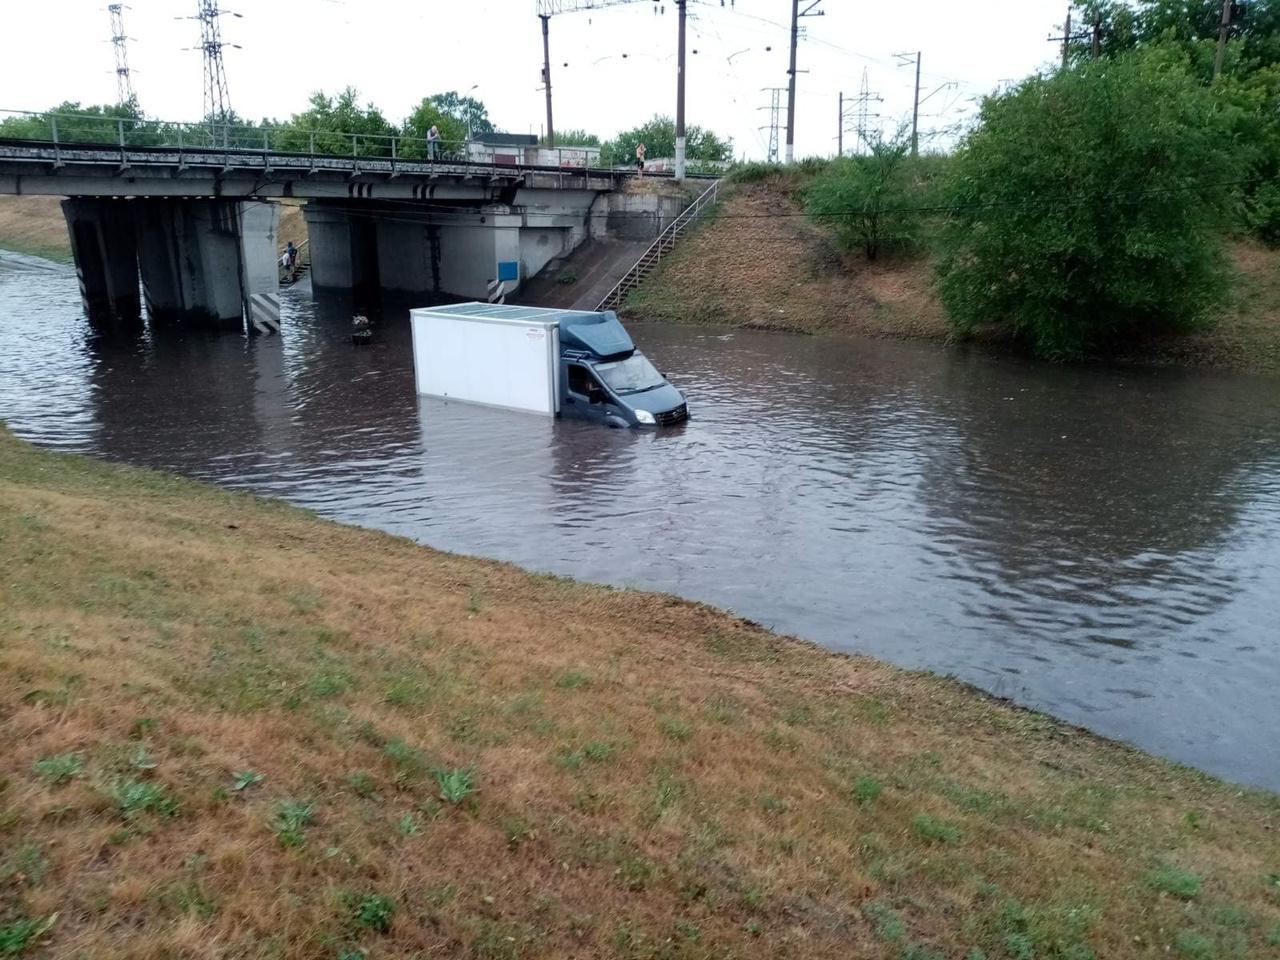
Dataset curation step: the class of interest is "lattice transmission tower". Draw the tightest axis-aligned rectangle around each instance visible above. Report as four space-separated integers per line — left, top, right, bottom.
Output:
108 4 136 105
194 0 238 121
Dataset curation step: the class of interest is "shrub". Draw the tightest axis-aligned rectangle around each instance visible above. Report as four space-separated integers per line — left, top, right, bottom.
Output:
1146 864 1203 899
935 48 1242 359
805 129 939 260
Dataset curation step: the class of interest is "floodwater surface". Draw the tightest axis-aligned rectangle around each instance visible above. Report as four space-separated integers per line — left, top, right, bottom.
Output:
2 252 1278 790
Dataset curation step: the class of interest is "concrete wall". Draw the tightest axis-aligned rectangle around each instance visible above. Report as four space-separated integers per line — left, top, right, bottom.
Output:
134 199 280 328
603 193 689 242
61 197 141 324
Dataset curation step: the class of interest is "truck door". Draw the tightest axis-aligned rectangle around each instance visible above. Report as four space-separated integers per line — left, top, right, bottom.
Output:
562 362 609 424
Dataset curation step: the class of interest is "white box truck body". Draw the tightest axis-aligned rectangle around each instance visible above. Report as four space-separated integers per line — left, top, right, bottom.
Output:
410 302 690 428
409 303 562 416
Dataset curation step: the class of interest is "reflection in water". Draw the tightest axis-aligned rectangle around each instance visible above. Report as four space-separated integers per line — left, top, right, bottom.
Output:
2 250 1278 789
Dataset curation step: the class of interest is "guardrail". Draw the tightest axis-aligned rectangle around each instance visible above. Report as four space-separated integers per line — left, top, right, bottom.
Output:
597 178 721 312
0 107 608 171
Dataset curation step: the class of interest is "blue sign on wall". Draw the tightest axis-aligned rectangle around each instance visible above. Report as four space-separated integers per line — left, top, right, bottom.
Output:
497 260 519 282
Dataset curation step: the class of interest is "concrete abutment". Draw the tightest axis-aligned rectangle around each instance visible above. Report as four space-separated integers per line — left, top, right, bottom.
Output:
61 197 280 329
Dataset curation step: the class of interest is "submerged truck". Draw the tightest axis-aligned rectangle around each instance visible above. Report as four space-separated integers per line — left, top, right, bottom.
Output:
409 302 689 428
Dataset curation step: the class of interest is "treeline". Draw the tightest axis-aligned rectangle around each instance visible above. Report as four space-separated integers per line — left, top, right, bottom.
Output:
0 91 733 168
743 0 1280 360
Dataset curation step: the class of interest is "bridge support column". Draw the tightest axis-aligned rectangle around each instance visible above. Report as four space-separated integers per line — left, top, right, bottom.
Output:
134 199 279 329
302 202 379 299
61 197 141 324
437 208 523 300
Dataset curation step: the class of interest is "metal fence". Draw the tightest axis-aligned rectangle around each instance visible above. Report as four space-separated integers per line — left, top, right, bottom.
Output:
0 107 608 170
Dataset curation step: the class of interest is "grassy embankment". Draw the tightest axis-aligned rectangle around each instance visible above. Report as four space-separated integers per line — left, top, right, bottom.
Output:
622 175 1280 375
0 196 309 265
1 424 1279 958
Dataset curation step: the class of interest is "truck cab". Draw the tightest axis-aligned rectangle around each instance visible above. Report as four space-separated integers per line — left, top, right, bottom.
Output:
558 312 688 428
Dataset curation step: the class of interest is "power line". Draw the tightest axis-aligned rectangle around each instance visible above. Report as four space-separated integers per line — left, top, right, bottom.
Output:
107 4 136 106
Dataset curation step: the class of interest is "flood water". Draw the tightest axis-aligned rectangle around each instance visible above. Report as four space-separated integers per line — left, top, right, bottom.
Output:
2 252 1278 790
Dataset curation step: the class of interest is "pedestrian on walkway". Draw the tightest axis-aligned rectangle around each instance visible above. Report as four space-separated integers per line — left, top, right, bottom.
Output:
635 141 646 178
427 125 440 160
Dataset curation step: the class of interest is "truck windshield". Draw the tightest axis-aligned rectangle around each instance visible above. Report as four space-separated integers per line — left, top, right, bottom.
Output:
593 355 666 395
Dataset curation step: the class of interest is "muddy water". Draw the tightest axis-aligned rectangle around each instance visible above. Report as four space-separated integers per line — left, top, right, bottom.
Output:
2 252 1278 790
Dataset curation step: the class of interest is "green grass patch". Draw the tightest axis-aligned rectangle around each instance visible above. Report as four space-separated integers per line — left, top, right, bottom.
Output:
912 812 962 844
1147 865 1203 900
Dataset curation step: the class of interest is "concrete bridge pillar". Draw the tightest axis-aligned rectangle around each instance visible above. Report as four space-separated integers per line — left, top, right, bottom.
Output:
302 203 379 298
437 207 523 301
134 199 280 328
61 197 141 324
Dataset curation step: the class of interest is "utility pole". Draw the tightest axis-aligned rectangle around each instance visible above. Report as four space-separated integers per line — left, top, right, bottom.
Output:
1214 0 1232 79
540 14 555 147
1062 5 1072 68
1091 13 1102 59
837 92 843 157
108 4 136 106
675 0 687 180
1048 6 1088 69
895 52 922 157
785 0 824 164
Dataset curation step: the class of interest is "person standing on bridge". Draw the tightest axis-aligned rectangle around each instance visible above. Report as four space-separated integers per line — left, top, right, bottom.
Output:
428 125 440 161
635 141 646 178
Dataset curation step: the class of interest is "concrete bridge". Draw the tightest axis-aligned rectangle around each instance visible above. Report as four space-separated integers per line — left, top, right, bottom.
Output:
0 133 688 327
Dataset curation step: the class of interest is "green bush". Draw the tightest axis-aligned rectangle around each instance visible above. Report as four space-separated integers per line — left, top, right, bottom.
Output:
935 48 1242 360
804 132 940 260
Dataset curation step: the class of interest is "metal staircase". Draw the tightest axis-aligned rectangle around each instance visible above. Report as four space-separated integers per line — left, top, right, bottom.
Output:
596 178 722 312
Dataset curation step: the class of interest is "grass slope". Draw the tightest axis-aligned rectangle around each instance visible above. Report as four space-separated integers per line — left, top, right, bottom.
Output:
625 179 1280 375
1 424 1278 959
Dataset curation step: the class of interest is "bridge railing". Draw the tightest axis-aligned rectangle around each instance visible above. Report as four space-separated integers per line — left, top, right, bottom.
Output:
0 108 611 171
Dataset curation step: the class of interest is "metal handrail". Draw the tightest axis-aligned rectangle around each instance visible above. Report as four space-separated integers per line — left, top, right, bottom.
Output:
0 107 608 169
597 178 721 312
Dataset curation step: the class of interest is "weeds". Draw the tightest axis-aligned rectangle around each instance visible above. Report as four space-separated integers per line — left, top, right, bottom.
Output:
660 717 694 742
434 765 477 805
271 799 313 847
556 670 590 690
231 770 264 792
397 812 422 837
113 780 179 820
0 914 57 954
913 812 962 844
862 899 906 941
341 891 396 933
1147 865 1203 899
853 776 884 807
32 753 80 787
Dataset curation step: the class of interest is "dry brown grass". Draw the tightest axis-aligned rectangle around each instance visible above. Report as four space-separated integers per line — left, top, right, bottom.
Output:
1 424 1278 959
621 180 949 340
626 180 1280 375
0 196 73 262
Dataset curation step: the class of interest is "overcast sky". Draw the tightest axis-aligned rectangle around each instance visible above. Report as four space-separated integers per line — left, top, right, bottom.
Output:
2 0 1072 159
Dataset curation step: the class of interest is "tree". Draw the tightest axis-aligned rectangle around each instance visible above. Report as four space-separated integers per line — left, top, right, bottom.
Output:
602 115 732 167
803 128 936 260
427 90 494 136
540 129 601 147
0 100 154 144
401 98 467 159
935 49 1243 360
273 88 397 157
1072 0 1280 76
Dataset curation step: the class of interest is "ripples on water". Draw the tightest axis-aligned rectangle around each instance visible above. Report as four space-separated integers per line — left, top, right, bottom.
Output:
2 251 1278 789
